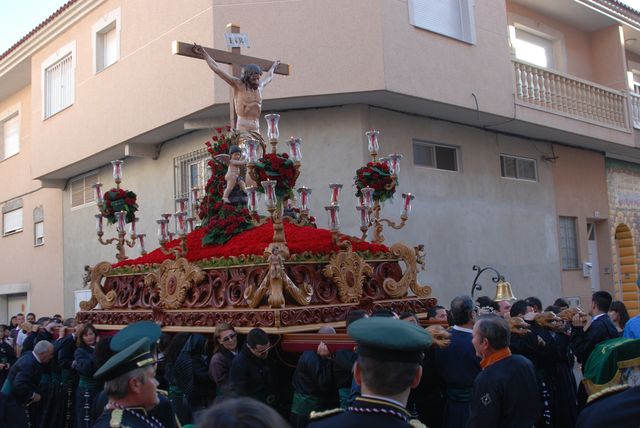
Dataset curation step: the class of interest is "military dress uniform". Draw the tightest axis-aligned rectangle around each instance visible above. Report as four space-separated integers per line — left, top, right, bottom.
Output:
92 338 164 428
100 321 178 428
308 317 431 428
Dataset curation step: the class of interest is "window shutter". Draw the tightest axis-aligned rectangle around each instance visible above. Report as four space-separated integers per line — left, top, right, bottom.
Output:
45 54 73 118
71 179 85 207
35 221 44 245
103 27 118 68
3 114 20 158
3 208 23 234
84 173 98 203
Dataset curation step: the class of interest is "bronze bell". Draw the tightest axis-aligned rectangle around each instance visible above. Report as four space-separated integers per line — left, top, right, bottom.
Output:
494 279 516 302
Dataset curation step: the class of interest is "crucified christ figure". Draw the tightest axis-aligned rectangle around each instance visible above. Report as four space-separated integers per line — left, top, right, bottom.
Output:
194 44 280 135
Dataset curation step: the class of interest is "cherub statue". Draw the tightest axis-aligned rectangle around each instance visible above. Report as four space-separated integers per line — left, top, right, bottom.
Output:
215 145 248 203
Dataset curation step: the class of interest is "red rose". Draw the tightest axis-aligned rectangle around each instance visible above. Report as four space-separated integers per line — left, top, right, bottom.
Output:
216 127 223 133
212 136 219 141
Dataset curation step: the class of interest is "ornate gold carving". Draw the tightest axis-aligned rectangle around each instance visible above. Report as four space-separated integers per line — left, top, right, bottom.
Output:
382 243 431 298
245 246 313 308
79 262 117 311
144 258 206 309
322 243 373 303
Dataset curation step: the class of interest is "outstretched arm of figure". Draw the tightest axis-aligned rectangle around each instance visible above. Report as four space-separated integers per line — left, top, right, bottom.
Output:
194 44 239 88
229 155 248 166
260 60 281 87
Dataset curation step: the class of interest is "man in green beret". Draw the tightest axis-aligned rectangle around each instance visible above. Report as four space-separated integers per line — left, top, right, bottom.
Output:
308 317 431 428
93 321 178 428
92 338 163 428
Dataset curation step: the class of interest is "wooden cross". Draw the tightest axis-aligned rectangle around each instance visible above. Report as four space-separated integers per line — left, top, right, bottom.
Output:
172 24 290 128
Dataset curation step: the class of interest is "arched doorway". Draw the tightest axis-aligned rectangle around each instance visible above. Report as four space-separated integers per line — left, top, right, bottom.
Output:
615 224 639 316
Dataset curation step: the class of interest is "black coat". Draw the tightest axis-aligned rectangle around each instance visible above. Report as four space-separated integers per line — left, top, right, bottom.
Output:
308 395 415 428
576 386 640 427
229 345 277 404
570 314 618 364
5 351 42 403
92 407 165 428
467 354 540 428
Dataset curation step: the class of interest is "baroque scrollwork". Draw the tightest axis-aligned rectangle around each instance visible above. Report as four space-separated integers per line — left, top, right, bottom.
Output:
322 245 374 303
245 246 313 308
144 257 206 309
382 243 432 298
79 262 117 311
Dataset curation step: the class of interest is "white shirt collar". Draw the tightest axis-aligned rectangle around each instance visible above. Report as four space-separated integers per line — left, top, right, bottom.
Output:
453 325 473 334
33 352 43 364
360 394 406 409
592 313 605 322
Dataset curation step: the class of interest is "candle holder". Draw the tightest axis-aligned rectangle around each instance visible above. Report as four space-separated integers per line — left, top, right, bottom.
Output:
156 212 188 258
325 205 341 245
243 124 313 309
329 183 342 206
265 113 280 153
94 161 139 262
287 137 303 163
356 131 411 244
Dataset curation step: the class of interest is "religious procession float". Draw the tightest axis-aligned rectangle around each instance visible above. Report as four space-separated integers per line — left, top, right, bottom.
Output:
76 43 437 348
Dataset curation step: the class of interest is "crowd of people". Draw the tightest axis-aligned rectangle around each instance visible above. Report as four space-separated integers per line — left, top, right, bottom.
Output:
0 290 638 428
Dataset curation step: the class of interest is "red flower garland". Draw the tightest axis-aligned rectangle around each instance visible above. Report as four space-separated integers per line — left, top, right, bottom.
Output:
101 188 138 224
354 162 395 202
113 220 389 268
253 153 297 198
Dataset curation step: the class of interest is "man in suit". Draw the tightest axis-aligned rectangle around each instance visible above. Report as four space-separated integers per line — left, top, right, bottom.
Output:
0 340 54 428
570 290 619 408
433 296 481 428
308 317 431 428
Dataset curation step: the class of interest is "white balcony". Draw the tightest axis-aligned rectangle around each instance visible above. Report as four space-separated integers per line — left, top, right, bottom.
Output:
513 60 630 131
629 91 640 130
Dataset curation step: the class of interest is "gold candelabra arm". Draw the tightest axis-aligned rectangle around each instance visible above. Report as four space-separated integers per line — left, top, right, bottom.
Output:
378 213 408 230
158 235 187 258
124 233 137 248
97 232 118 246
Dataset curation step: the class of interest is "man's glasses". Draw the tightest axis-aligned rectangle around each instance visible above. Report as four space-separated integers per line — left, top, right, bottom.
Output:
220 333 236 343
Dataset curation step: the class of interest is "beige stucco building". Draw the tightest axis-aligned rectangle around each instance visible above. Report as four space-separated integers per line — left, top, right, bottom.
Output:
2 0 640 320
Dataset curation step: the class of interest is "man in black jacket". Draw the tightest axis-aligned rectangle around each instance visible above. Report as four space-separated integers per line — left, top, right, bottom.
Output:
0 340 54 428
229 328 278 406
570 290 619 408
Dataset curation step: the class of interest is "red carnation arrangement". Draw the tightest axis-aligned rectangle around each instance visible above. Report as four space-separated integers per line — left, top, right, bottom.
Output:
253 153 297 199
100 188 138 224
354 162 396 202
198 127 255 246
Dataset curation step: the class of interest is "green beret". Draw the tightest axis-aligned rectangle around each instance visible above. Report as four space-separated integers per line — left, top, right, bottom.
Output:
583 337 640 400
94 337 156 381
347 317 432 363
110 321 161 352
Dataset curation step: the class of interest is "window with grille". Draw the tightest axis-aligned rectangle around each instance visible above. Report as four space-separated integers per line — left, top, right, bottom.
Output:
500 155 537 181
3 208 23 235
559 216 579 270
34 221 44 246
93 9 121 73
174 148 211 216
1 111 20 159
413 140 459 171
408 0 476 44
70 172 99 208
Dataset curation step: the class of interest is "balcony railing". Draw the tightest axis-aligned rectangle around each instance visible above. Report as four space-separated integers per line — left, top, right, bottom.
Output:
513 60 630 130
629 92 640 129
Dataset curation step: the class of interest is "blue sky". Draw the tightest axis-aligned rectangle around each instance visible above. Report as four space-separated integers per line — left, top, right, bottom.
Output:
2 0 640 54
0 0 69 53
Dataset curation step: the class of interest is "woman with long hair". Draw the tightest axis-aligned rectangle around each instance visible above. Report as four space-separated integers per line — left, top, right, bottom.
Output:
609 300 630 334
73 323 101 428
209 323 239 398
